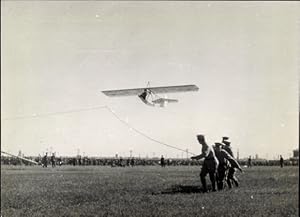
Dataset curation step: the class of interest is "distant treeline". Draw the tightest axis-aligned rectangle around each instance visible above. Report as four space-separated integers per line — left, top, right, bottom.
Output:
1 156 298 167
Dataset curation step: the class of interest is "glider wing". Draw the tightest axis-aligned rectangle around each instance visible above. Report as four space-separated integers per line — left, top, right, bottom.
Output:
102 88 145 97
102 84 199 97
149 84 199 94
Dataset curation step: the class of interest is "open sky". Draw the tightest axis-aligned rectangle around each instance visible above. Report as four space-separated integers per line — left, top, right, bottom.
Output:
1 1 299 159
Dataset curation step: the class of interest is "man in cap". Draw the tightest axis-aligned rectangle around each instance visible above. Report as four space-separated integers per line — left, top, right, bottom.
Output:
222 137 233 156
214 142 243 190
191 135 219 192
221 137 239 188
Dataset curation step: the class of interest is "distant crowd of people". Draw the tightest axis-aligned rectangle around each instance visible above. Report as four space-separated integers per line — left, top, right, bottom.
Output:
1 155 202 167
1 151 297 168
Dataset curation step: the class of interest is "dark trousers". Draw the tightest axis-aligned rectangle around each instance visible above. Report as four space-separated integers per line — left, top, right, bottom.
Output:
227 167 238 188
200 160 217 192
216 164 227 190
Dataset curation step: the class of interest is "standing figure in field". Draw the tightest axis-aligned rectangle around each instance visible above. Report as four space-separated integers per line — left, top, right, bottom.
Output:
42 153 48 168
214 143 243 190
248 156 252 168
222 137 239 188
160 155 165 167
191 135 219 192
51 153 56 168
130 157 135 167
280 155 284 168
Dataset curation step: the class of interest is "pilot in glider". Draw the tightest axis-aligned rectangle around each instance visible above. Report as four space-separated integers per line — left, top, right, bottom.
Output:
102 84 199 107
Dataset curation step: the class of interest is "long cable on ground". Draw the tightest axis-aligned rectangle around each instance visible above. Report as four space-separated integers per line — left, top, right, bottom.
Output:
1 105 196 155
1 151 39 165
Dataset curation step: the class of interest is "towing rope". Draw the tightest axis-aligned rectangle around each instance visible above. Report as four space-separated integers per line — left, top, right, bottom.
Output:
1 105 196 156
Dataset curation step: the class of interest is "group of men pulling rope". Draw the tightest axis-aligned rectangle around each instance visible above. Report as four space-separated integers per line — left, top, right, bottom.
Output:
191 135 243 193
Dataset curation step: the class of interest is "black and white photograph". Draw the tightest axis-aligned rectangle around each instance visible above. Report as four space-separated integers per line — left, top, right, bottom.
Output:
1 1 299 216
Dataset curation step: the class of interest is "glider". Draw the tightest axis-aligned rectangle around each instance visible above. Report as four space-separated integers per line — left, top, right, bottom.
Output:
102 84 199 107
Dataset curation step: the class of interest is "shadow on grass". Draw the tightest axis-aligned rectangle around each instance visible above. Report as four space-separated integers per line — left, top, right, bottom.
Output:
152 185 209 195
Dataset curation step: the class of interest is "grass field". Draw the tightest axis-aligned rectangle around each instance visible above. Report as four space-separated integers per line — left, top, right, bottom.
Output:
1 165 298 217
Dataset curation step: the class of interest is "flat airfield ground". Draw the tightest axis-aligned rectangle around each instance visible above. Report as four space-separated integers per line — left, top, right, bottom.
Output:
1 165 298 217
